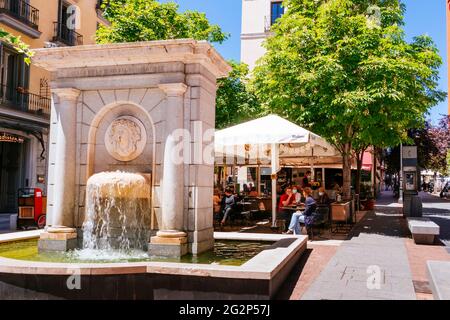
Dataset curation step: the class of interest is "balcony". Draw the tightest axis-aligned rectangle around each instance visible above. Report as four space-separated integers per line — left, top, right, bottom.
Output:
52 22 83 46
0 84 50 119
0 0 40 38
0 0 39 28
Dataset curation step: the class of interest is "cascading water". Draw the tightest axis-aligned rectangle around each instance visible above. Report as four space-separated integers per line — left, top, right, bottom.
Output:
82 171 151 253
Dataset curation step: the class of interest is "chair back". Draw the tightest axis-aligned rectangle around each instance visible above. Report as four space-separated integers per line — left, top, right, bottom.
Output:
314 206 330 224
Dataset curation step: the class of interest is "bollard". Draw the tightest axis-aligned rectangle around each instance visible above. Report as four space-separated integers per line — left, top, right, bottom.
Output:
9 214 18 231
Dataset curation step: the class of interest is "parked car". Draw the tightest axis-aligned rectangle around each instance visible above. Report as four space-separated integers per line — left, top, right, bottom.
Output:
440 181 450 199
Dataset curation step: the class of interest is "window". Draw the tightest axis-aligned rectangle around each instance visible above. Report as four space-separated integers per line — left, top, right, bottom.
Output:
271 1 284 25
0 44 29 103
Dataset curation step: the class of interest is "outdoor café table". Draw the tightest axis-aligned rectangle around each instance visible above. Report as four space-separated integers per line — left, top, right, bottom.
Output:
279 205 304 230
240 201 253 210
281 205 305 211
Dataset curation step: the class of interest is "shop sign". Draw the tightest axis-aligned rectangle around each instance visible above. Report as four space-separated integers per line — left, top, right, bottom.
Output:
0 132 25 143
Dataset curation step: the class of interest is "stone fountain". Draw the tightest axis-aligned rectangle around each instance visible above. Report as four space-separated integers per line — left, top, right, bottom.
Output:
33 40 231 257
0 40 308 300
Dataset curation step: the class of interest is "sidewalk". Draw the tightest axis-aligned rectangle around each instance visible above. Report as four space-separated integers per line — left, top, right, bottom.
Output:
301 192 416 300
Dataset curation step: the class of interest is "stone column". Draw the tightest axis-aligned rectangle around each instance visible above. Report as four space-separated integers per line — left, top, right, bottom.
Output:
149 83 188 257
50 88 80 228
39 88 80 252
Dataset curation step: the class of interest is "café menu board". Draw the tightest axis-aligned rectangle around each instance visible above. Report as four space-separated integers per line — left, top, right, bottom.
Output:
0 132 25 143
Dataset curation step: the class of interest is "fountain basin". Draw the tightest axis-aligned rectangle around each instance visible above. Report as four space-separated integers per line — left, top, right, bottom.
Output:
0 232 307 300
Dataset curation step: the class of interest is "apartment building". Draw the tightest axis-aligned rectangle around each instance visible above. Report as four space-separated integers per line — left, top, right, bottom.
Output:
241 0 284 71
0 0 104 213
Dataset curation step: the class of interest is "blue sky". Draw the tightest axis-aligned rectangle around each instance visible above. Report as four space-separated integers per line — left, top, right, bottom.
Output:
168 0 448 123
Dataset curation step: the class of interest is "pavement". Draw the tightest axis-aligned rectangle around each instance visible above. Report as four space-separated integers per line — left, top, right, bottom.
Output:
301 192 417 300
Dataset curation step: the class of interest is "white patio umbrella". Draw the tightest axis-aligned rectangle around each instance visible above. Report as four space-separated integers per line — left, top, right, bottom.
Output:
215 115 338 227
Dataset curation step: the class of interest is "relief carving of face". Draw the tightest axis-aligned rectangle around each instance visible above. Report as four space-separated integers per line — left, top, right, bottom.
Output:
105 116 147 162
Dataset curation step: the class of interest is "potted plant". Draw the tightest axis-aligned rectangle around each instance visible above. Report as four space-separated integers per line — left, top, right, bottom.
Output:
364 193 376 210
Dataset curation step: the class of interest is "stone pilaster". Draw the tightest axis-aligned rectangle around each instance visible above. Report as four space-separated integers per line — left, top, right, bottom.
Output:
149 83 188 257
50 88 80 228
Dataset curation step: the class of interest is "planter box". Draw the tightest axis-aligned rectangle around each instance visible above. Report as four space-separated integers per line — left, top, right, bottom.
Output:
331 201 351 222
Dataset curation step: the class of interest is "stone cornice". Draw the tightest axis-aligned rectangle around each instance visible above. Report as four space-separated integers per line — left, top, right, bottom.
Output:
52 88 81 101
158 83 188 97
32 39 232 79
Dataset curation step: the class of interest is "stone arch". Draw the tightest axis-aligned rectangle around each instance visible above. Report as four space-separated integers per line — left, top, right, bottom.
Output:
84 100 158 227
86 100 157 179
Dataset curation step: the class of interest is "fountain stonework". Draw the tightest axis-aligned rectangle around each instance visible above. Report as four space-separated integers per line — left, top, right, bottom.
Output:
32 40 231 257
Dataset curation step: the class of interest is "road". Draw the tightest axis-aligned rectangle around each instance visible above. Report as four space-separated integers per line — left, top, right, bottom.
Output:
420 192 450 250
0 214 12 233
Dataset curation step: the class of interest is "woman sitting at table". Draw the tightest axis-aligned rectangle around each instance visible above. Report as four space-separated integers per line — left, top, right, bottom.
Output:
317 187 331 206
284 187 317 235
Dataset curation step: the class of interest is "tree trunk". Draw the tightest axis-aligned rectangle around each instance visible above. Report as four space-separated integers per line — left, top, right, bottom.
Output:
355 147 368 197
342 142 352 200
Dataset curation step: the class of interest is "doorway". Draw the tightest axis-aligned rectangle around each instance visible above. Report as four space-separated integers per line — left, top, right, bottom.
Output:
0 140 27 213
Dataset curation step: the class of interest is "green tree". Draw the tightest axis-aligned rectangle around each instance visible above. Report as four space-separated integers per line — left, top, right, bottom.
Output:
96 0 228 44
216 61 262 129
409 116 450 176
0 28 33 63
253 0 445 198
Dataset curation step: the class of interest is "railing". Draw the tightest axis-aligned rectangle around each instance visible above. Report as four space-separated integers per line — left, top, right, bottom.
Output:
0 84 51 117
0 0 39 29
53 22 83 46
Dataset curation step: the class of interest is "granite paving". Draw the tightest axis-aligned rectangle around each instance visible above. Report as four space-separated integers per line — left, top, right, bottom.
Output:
301 192 416 300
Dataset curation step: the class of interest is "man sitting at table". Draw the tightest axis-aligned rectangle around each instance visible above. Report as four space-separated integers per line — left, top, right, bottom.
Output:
284 187 317 235
278 187 296 230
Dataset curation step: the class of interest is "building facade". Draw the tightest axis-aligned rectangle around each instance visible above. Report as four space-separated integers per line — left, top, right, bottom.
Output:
241 0 284 71
447 0 450 117
0 0 104 213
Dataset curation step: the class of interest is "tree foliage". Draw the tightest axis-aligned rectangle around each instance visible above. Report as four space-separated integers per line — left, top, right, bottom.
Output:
96 0 229 44
216 61 262 129
253 0 445 197
409 115 450 175
0 28 33 63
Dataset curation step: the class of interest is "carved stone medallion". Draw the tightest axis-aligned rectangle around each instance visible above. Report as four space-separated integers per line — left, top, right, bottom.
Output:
105 116 147 162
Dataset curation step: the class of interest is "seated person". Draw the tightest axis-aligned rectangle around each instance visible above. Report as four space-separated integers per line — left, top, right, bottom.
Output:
278 187 296 231
317 187 331 206
220 187 236 226
292 186 303 204
213 189 221 214
249 187 258 197
278 187 295 210
284 187 317 235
